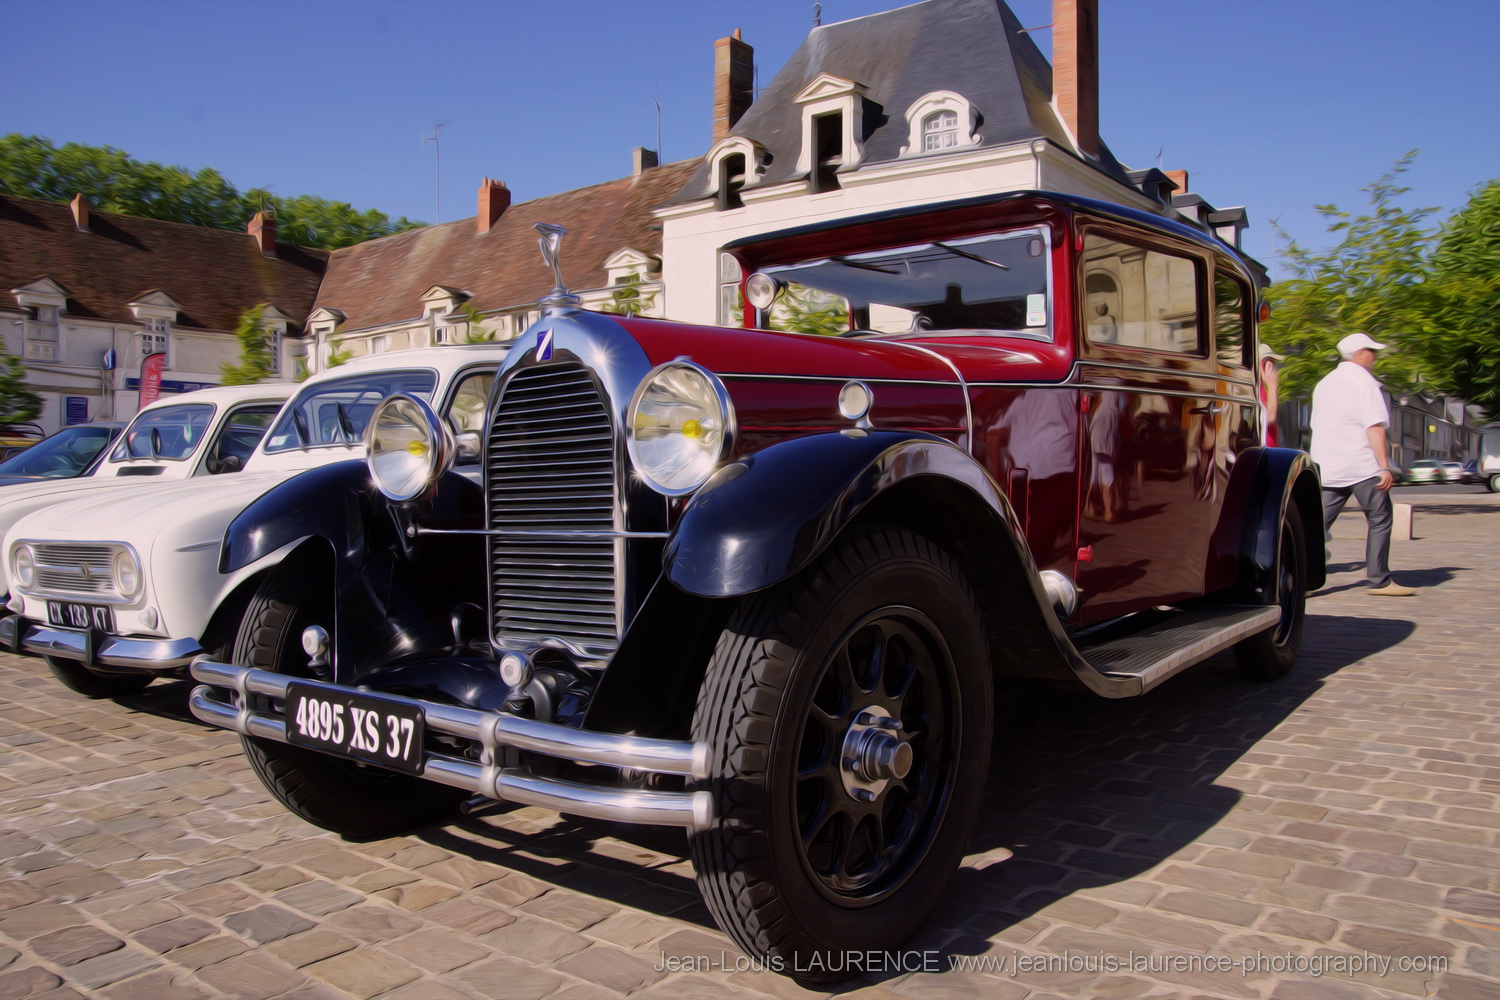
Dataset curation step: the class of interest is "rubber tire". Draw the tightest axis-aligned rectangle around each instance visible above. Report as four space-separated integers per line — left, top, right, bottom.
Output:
44 655 152 698
1233 501 1308 681
1489 473 1500 494
689 525 991 980
236 569 464 840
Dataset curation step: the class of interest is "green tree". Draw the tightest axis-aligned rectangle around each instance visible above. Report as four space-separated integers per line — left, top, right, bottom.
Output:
220 306 279 385
454 303 497 343
0 134 424 250
1418 179 1500 419
0 344 42 426
1260 152 1436 400
325 329 355 369
598 272 659 318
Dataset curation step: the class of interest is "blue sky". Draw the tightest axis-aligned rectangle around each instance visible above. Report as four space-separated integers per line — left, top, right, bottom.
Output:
7 0 1498 277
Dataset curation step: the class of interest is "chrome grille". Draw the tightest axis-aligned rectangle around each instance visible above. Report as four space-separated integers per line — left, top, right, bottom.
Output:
487 363 618 654
32 543 116 597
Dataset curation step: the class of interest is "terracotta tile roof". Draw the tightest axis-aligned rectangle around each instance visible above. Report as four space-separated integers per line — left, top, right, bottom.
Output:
0 194 328 332
315 160 698 331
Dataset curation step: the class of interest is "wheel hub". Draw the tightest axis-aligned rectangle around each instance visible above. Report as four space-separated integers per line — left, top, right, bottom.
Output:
840 707 910 800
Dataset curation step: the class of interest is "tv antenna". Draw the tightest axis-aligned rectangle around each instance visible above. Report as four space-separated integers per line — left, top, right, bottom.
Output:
423 120 452 222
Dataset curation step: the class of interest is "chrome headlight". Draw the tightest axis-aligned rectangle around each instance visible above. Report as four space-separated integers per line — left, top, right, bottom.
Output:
11 544 35 589
366 394 453 502
627 361 735 496
113 550 142 599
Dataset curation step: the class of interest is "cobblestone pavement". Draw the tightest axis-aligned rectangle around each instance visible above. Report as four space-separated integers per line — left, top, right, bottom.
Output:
2 495 1497 1000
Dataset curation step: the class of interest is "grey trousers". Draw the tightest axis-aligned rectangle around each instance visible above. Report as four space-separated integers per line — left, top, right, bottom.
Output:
1321 475 1394 588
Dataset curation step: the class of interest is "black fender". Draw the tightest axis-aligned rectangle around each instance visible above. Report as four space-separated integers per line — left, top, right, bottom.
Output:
1228 446 1326 597
665 430 1029 598
221 460 490 691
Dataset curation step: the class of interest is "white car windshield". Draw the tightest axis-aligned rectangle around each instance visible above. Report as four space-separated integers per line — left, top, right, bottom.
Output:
110 404 215 462
264 370 437 452
0 426 117 477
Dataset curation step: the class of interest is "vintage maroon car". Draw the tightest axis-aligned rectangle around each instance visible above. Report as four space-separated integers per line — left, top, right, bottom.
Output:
190 194 1323 976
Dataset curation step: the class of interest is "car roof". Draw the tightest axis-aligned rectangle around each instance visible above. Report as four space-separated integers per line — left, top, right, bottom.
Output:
137 383 295 413
301 345 511 388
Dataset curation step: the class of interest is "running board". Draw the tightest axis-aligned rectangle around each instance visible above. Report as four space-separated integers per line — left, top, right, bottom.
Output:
1076 605 1280 694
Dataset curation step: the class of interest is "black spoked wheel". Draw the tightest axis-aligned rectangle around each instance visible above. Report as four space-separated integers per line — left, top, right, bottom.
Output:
1234 502 1307 681
44 656 152 698
236 567 463 840
691 525 991 979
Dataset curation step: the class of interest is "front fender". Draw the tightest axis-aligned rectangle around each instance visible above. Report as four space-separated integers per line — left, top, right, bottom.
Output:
1236 447 1326 595
665 430 1024 598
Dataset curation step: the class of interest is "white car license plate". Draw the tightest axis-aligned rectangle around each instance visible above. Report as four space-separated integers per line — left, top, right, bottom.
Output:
284 683 426 775
46 600 115 633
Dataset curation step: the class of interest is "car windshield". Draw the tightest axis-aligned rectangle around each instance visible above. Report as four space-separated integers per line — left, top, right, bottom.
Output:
0 426 118 478
110 404 215 462
264 370 438 452
756 228 1052 341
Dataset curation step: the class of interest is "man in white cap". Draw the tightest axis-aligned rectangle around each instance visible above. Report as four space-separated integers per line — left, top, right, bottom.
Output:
1309 333 1415 596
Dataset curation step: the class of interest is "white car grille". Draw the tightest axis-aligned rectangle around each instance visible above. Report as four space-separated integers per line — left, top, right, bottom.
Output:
31 544 119 599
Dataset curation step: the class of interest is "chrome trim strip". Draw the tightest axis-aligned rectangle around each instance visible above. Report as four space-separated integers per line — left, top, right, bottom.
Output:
882 342 974 453
5 618 201 670
189 658 713 831
719 373 957 387
173 541 220 553
419 528 670 540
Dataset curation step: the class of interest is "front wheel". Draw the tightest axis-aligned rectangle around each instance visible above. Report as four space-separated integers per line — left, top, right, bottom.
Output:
690 526 991 978
235 567 464 839
1233 501 1307 681
44 656 152 698
1489 473 1500 494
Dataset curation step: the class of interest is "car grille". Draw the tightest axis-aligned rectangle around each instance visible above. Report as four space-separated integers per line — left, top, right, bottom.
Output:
486 362 619 655
32 543 117 598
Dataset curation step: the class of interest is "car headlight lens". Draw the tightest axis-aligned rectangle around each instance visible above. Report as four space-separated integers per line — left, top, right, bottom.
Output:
627 362 734 496
12 545 35 589
366 393 453 502
113 550 141 599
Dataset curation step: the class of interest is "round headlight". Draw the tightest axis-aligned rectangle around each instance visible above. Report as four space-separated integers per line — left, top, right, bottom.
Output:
744 272 782 312
113 550 141 599
627 362 735 496
12 545 35 589
366 394 454 502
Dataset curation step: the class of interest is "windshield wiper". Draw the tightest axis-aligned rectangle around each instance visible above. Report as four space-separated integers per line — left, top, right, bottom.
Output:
932 242 1010 270
830 256 902 275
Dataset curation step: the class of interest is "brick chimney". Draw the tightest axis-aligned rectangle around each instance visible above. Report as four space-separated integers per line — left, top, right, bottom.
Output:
1164 169 1189 195
633 147 659 177
248 211 277 256
70 193 91 231
713 29 754 143
477 178 511 234
1052 0 1100 159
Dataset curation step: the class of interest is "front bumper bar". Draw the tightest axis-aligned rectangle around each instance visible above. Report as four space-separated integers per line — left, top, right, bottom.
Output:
188 657 714 832
1 614 202 671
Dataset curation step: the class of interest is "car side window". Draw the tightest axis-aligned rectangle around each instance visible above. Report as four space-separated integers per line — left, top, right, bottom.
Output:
206 405 281 474
1214 270 1251 368
1081 234 1201 354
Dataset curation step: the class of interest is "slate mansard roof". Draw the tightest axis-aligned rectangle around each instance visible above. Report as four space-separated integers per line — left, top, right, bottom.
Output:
0 194 328 331
672 0 1133 203
315 161 698 332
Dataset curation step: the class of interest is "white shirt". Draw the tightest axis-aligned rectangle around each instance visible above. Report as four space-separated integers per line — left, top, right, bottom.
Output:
1309 361 1390 488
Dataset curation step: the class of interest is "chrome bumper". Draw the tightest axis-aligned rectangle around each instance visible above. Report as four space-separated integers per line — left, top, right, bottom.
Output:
0 614 202 670
188 657 714 832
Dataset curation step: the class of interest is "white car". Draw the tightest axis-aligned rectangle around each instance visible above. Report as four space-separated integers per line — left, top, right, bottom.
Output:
0 384 294 600
1 346 505 697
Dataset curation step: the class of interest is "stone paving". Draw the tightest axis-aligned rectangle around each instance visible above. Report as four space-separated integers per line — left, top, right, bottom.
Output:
1 493 1497 1000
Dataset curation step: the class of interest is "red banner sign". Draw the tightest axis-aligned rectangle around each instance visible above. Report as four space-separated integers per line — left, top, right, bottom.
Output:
138 352 166 408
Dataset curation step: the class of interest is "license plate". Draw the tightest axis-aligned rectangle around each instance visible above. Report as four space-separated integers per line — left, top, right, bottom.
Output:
46 600 115 633
284 683 426 775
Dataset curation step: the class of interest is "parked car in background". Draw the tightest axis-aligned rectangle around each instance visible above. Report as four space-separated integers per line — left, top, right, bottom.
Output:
1461 460 1483 484
189 198 1323 976
2 346 506 698
1404 459 1444 485
1441 462 1464 484
0 423 125 486
0 385 292 605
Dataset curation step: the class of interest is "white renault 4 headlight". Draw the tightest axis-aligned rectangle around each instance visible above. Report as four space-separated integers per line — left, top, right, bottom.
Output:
113 549 142 599
11 544 35 590
366 394 453 502
627 362 735 496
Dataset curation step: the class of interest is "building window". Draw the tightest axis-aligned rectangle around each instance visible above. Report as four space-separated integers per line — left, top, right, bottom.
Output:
147 317 170 333
718 253 744 326
142 332 168 363
813 112 843 192
1082 234 1201 354
922 111 959 151
719 152 747 210
371 335 388 355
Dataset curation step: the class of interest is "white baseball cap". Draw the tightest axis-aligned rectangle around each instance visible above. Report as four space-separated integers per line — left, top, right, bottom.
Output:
1337 332 1388 358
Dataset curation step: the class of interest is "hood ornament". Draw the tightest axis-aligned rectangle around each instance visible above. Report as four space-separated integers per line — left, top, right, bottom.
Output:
535 222 581 312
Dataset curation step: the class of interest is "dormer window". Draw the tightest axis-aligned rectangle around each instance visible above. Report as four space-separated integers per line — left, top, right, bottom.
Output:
704 135 767 212
793 74 868 193
812 113 844 192
900 91 981 157
147 316 170 334
721 153 747 209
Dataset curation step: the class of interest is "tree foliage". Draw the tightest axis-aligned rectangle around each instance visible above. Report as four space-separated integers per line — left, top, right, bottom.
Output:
454 303 498 343
0 344 42 427
1421 179 1500 419
220 306 279 385
0 134 423 250
598 272 659 319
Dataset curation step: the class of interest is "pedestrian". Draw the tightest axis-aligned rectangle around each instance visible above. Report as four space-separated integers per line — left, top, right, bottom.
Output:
1258 343 1283 447
1309 332 1415 596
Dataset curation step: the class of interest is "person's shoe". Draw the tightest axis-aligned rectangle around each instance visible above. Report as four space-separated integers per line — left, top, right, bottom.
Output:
1368 582 1416 596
